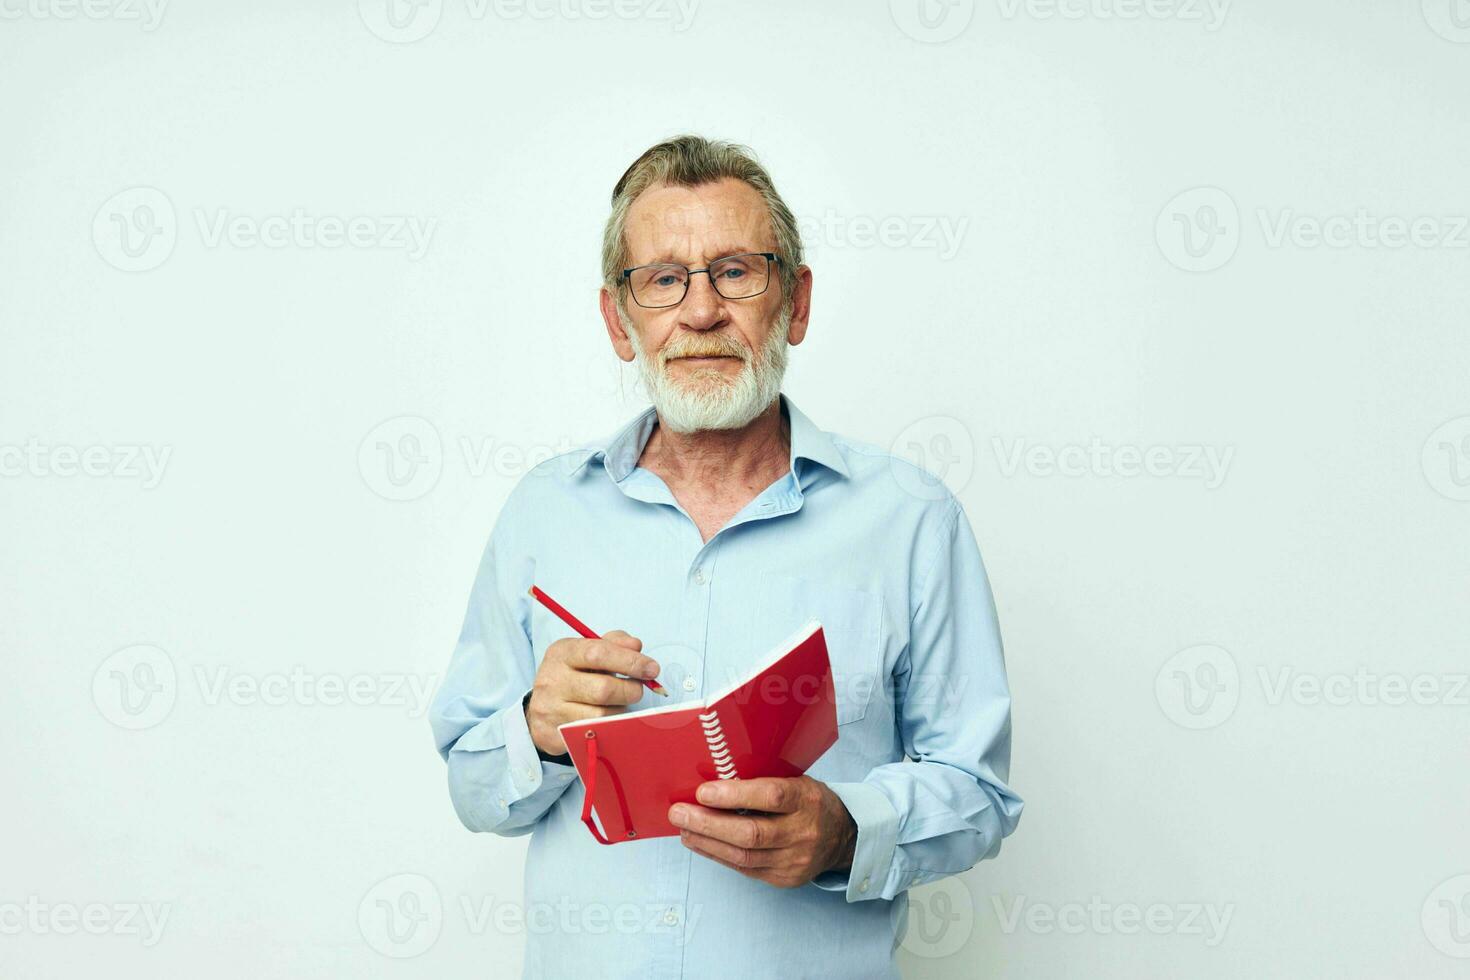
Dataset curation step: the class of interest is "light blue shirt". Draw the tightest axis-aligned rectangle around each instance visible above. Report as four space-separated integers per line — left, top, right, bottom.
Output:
429 393 1022 979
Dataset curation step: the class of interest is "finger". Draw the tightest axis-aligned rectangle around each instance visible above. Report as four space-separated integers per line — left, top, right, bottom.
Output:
678 829 781 870
564 668 646 707
600 629 643 651
668 803 787 850
560 702 624 723
564 638 659 681
679 838 802 888
694 777 803 814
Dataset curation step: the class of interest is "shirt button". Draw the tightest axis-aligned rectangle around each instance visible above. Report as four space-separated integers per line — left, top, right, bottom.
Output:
681 677 696 692
497 798 507 808
693 568 706 585
859 877 870 893
663 907 680 925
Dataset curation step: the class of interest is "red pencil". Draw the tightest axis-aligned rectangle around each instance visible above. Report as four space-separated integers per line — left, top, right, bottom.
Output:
527 585 669 697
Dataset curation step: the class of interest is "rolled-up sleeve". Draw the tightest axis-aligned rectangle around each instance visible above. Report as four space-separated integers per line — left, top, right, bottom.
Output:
429 519 577 835
814 496 1023 901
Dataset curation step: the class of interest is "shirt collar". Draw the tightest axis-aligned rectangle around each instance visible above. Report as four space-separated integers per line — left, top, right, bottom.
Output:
571 392 850 484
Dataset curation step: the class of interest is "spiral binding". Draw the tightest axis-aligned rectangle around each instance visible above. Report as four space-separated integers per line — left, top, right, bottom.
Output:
698 709 739 779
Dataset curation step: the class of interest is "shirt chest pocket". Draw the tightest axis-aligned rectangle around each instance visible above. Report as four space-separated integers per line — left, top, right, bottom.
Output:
759 575 883 726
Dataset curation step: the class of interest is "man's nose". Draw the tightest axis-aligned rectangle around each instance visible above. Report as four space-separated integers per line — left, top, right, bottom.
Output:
677 271 726 330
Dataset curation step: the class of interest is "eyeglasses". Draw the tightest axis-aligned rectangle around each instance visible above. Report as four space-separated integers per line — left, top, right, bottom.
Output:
621 252 781 309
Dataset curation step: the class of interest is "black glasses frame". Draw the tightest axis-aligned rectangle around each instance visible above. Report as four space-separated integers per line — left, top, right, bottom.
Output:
621 252 782 309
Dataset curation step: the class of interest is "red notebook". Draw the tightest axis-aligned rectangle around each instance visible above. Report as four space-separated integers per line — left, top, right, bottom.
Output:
557 619 838 845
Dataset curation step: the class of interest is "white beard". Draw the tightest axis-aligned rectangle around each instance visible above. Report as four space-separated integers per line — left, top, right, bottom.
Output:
623 304 791 435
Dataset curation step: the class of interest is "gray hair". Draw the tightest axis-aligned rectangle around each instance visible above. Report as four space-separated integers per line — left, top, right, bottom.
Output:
601 134 804 302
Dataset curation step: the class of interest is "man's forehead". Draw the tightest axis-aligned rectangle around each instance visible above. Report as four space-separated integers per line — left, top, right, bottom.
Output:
624 179 775 260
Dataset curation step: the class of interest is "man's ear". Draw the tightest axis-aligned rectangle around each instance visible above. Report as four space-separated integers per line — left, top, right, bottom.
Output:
785 264 814 346
600 287 637 362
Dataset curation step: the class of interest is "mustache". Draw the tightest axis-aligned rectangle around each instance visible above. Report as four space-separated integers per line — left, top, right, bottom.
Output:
660 336 750 363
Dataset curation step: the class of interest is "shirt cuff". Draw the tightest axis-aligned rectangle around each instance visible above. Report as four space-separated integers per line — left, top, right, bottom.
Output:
503 688 578 802
810 781 901 902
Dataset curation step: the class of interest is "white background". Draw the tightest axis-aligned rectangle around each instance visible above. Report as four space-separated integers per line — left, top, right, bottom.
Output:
3 1 1469 977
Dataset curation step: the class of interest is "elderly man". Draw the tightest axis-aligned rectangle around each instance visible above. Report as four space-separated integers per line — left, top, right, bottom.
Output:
429 135 1022 978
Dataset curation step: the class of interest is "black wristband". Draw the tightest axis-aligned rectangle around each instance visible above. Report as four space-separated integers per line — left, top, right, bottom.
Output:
522 690 572 765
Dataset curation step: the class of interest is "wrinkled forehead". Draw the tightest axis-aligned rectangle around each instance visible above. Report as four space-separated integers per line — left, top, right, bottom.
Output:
623 178 777 266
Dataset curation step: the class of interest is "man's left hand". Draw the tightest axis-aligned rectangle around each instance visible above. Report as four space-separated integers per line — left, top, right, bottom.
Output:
668 776 856 888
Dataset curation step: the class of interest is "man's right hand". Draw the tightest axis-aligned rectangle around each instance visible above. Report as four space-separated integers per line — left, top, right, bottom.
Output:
525 631 660 757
